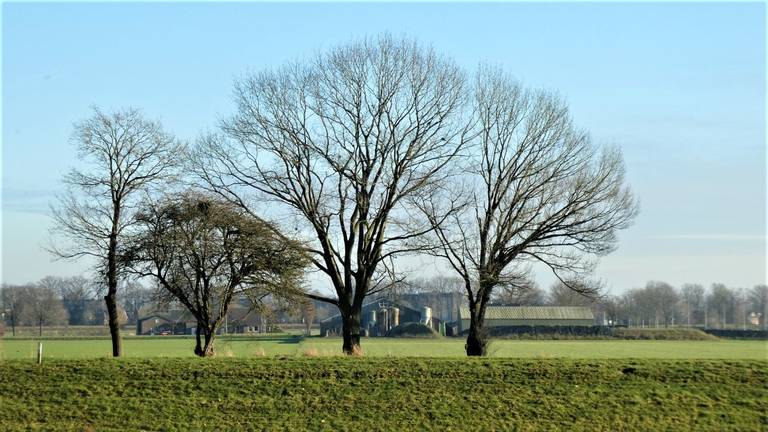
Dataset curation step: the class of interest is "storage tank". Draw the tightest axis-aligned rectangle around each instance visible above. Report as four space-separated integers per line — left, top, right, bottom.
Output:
379 308 389 333
391 307 400 327
421 306 432 328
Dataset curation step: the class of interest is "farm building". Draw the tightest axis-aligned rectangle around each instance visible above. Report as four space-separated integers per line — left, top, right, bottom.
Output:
136 305 268 335
320 298 441 337
457 306 595 333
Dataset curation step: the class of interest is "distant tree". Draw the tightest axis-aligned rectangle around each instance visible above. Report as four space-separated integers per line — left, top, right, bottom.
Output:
302 301 316 336
708 283 735 328
547 281 600 307
50 108 183 356
594 295 622 325
644 281 679 326
680 283 705 326
128 193 308 356
493 283 546 306
41 275 95 325
121 281 154 325
416 68 638 355
0 284 27 336
21 284 68 336
748 284 768 329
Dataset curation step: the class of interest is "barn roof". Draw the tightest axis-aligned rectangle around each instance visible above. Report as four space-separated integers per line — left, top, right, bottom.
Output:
458 306 594 321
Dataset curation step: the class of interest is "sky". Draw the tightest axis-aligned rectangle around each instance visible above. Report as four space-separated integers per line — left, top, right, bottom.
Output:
2 2 766 296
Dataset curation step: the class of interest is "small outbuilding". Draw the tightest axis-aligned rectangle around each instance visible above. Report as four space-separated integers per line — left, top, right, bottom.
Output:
458 306 595 333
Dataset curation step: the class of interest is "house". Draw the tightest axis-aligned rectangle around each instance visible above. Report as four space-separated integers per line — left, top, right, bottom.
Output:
319 298 441 337
457 306 595 333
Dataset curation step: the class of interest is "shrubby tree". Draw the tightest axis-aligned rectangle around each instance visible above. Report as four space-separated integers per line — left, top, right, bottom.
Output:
195 35 468 354
50 108 184 356
417 68 638 355
128 193 308 356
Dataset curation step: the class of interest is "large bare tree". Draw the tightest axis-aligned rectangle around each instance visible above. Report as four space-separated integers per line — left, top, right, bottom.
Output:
195 36 468 354
128 192 308 356
417 68 638 355
50 108 183 357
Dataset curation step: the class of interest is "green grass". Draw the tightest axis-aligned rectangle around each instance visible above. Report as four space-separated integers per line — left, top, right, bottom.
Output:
1 336 766 359
0 357 765 431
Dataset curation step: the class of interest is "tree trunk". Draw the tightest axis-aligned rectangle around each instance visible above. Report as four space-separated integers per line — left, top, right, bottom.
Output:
195 326 215 357
194 323 203 356
341 309 362 356
104 291 122 357
38 320 43 337
465 309 487 356
465 286 491 357
105 204 122 357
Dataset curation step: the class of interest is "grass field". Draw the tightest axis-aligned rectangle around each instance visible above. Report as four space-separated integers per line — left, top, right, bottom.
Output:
0 357 765 431
1 335 766 359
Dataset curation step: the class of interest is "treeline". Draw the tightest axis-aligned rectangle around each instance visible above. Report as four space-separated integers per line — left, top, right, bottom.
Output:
0 276 153 336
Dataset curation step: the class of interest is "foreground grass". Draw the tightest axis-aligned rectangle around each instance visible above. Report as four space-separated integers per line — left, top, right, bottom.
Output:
1 336 766 359
0 358 765 431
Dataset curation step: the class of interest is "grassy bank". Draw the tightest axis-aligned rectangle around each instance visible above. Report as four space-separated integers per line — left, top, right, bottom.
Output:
1 336 766 359
0 358 765 431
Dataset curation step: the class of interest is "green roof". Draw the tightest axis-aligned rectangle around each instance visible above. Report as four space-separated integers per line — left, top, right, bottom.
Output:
459 306 594 321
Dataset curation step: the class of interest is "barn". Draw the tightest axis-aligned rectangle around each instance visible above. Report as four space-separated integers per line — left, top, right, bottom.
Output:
319 297 441 337
457 306 595 333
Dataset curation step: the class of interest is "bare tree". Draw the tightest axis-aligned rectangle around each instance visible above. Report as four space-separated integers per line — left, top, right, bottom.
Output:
1 284 27 336
38 275 94 326
681 283 705 326
748 284 768 329
121 281 153 325
492 283 546 306
49 108 183 357
21 284 68 336
194 35 468 354
128 193 308 356
302 301 316 336
547 280 599 307
417 68 638 355
708 283 735 328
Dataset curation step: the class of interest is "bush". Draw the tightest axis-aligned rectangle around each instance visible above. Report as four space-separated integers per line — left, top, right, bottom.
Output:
386 322 440 338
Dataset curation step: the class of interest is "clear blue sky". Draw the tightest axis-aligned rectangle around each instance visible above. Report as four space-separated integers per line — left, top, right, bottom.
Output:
2 2 765 294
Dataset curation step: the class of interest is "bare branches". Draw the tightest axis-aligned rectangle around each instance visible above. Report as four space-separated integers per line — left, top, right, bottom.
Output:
415 67 638 355
194 36 467 306
50 108 185 269
49 107 184 357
